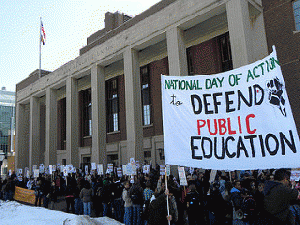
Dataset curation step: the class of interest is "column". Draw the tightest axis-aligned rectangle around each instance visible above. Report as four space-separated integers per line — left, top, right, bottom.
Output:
29 96 40 172
124 47 144 163
226 0 253 68
91 65 107 166
66 77 79 167
166 26 188 76
15 103 29 170
45 88 57 167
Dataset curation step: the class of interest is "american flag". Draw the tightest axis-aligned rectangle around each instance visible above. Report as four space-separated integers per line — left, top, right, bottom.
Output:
41 20 46 45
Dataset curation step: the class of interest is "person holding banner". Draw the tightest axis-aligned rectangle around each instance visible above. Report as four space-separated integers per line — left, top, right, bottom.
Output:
147 187 178 225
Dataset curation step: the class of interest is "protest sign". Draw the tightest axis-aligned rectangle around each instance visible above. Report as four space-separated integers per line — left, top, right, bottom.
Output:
97 164 103 175
91 163 96 170
178 166 188 186
291 170 300 181
166 165 170 176
33 169 39 178
160 165 165 176
143 165 150 174
49 165 53 175
14 187 36 205
117 167 122 177
162 47 300 170
122 165 127 175
85 165 89 175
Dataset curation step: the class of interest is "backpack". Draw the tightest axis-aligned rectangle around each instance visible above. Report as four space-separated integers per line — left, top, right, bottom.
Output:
241 196 256 219
187 192 201 209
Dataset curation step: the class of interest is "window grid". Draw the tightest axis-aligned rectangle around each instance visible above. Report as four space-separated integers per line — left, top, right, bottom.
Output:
294 0 300 30
106 78 119 133
141 65 152 126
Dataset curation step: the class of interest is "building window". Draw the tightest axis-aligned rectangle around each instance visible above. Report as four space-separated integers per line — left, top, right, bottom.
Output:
82 89 92 136
218 32 233 72
141 65 152 126
294 0 300 31
186 47 195 75
106 78 119 132
58 98 66 150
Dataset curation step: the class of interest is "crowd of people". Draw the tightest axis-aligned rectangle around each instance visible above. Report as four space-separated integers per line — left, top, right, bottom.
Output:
0 165 300 225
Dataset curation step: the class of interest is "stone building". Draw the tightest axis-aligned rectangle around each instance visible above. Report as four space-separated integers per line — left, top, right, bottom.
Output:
15 0 268 172
262 0 300 136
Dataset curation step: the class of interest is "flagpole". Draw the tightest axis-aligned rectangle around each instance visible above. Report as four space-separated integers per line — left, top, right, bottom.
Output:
39 17 42 78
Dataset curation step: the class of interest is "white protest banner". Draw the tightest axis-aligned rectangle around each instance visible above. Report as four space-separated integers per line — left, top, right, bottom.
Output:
53 165 56 172
97 164 104 175
178 166 188 186
162 46 300 170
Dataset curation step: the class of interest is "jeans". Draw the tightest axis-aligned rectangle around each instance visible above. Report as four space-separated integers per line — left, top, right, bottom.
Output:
132 204 142 225
74 198 83 215
103 202 112 217
83 202 92 216
112 198 124 222
43 196 49 208
124 206 132 225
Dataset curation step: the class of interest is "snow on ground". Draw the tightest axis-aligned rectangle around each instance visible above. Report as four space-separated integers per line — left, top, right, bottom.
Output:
0 200 123 225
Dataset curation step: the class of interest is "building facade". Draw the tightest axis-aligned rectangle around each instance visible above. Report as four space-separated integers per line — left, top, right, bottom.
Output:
262 0 300 136
0 87 15 176
15 0 268 172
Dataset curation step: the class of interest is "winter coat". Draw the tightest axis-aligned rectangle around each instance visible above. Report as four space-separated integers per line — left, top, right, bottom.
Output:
79 187 93 203
122 188 133 208
263 180 298 223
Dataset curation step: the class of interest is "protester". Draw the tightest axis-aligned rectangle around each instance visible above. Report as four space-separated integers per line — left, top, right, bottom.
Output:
129 178 144 225
65 177 75 214
258 168 298 225
123 181 133 225
79 180 94 216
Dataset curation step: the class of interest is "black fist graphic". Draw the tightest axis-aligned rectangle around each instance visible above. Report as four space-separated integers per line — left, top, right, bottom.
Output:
267 77 286 117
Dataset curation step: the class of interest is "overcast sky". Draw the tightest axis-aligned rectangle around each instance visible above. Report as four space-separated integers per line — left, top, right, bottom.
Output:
0 0 161 92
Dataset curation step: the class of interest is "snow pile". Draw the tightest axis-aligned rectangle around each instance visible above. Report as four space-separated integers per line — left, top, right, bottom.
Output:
0 200 123 225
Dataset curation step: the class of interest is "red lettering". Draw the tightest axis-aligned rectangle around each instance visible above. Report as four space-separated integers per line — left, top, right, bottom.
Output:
227 117 236 135
197 120 206 135
238 116 242 134
218 119 227 135
208 119 218 135
246 114 256 134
